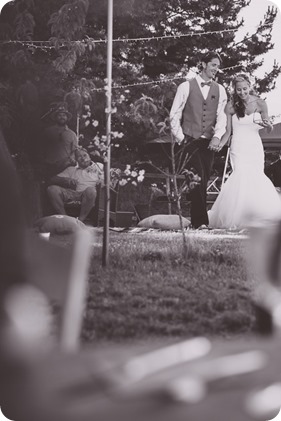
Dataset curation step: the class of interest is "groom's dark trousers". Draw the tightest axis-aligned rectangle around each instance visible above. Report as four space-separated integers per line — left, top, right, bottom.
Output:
177 136 214 229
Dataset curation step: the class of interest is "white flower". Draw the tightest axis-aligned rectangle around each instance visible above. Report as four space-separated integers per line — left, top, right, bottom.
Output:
94 139 100 146
132 181 137 186
85 120 90 127
114 144 120 148
131 171 138 177
139 169 145 176
84 105 90 110
119 179 127 186
125 164 131 170
124 169 131 176
137 174 144 182
117 132 124 138
111 131 119 138
92 120 99 127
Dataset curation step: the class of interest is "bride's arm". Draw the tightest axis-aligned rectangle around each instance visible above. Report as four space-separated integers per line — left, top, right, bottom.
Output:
217 103 233 151
259 99 273 132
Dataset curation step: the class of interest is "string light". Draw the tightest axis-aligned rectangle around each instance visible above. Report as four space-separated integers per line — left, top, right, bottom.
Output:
0 33 244 92
1 21 270 50
0 26 251 93
93 77 184 92
112 28 238 43
0 27 240 49
91 65 245 92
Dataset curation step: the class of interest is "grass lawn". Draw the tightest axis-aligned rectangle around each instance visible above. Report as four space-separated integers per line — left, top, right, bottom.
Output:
82 230 256 344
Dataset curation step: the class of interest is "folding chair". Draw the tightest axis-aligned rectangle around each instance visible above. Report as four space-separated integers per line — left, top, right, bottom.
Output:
220 136 233 188
97 184 120 226
221 146 231 186
207 176 221 193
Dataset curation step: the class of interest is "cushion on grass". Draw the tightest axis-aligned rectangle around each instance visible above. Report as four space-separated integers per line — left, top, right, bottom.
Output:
137 214 191 230
34 215 85 234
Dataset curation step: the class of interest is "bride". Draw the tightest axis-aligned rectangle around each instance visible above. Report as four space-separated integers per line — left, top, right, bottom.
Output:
208 73 281 229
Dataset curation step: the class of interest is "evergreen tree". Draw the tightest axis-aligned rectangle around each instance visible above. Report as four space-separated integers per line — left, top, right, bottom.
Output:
0 0 280 150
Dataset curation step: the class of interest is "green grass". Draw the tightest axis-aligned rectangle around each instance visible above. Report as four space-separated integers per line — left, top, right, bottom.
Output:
82 231 255 344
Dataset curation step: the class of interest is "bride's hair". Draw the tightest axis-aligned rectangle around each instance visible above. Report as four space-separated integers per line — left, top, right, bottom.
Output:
231 73 258 118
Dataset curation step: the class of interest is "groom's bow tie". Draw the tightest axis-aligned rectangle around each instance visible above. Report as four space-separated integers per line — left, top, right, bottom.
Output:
201 81 212 87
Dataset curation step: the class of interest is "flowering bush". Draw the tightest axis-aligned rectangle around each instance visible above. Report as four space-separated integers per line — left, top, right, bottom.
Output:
80 104 125 162
110 165 145 187
79 103 146 188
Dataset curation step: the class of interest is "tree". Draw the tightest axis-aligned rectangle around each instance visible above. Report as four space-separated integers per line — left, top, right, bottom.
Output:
1 0 280 135
0 0 280 219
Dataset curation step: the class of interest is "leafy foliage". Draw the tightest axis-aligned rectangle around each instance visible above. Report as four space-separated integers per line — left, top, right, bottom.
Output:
48 0 89 40
14 9 35 40
0 0 280 161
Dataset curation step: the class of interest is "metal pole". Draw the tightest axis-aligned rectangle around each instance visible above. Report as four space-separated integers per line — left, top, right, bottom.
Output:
76 115 80 139
102 0 113 266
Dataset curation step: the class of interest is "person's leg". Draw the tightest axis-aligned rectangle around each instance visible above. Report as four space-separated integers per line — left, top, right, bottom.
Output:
199 144 215 223
174 137 198 174
188 149 207 228
79 187 97 222
201 144 215 187
47 185 67 215
188 140 214 228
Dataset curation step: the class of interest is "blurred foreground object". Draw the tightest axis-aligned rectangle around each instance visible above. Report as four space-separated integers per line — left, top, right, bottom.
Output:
2 334 281 421
248 220 281 334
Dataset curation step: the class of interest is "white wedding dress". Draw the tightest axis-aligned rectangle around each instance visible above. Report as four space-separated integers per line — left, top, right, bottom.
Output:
208 113 281 229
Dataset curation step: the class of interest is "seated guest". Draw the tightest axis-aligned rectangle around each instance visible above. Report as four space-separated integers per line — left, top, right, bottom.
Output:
47 148 104 222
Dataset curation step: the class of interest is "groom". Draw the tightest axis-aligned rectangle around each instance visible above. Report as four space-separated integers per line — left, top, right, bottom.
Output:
170 51 227 229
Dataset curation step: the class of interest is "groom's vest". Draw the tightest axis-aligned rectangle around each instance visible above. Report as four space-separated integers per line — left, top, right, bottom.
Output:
182 78 220 140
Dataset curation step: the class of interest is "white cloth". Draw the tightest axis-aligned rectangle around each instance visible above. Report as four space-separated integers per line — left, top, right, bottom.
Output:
208 113 281 229
58 162 104 193
170 74 227 142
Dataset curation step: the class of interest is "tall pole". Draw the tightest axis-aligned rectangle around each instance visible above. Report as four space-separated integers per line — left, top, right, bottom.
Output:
102 0 113 266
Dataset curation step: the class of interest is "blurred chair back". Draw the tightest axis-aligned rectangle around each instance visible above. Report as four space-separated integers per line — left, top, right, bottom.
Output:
26 228 92 352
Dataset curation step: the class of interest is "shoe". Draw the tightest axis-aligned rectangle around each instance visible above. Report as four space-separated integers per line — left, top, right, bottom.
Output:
197 224 211 230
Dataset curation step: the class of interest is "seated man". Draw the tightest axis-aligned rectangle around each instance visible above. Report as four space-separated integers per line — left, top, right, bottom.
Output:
47 148 104 222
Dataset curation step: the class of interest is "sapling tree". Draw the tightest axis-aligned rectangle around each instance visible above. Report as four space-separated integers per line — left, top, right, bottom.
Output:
130 94 201 258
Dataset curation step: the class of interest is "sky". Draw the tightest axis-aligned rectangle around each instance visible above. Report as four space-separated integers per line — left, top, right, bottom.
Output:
238 0 281 119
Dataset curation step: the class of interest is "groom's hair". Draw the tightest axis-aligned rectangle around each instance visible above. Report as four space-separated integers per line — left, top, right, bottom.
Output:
201 52 222 65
